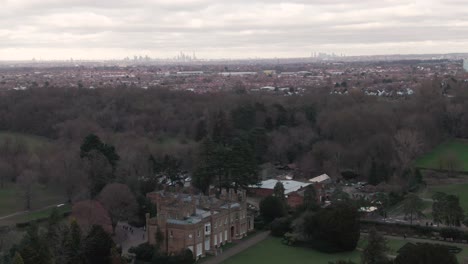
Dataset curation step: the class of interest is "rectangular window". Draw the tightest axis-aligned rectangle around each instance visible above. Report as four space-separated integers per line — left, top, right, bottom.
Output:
198 230 201 237
196 243 202 256
205 239 210 251
205 223 211 235
169 230 173 238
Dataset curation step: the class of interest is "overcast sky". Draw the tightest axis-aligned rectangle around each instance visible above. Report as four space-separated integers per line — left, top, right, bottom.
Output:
1 0 468 60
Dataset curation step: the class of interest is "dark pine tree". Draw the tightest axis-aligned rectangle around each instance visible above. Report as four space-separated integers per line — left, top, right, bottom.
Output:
83 225 114 264
211 110 231 146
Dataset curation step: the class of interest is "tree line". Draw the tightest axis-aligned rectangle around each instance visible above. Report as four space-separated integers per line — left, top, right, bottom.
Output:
1 81 467 189
3 210 123 264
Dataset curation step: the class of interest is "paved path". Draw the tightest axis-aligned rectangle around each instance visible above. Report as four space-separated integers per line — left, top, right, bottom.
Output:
114 222 148 253
201 231 270 264
0 203 65 221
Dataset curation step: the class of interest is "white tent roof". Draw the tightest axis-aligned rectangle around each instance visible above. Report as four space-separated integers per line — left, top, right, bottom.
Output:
308 174 331 183
359 206 378 213
250 179 311 194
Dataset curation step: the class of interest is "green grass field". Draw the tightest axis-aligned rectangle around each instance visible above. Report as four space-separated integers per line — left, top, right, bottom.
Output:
0 204 71 226
361 236 468 261
222 237 360 264
0 183 66 217
0 131 52 152
358 236 406 256
416 139 468 172
222 236 468 264
422 183 468 214
387 199 434 220
0 131 66 225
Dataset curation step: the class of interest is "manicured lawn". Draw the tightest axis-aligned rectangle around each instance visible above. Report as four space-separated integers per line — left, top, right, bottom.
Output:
359 236 407 256
223 235 468 264
8 204 71 224
0 131 65 223
224 236 407 264
0 183 66 217
415 139 468 172
222 237 361 264
384 237 468 261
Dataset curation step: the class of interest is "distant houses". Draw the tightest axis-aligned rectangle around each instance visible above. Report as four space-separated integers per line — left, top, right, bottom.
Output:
176 71 204 76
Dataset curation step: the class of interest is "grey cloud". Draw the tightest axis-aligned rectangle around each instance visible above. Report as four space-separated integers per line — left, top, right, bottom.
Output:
0 0 467 59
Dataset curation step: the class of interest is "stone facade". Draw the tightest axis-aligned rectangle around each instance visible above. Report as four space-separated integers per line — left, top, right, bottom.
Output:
146 189 254 259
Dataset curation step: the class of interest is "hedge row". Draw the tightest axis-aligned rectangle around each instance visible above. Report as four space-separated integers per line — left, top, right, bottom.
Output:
15 211 72 228
361 220 468 242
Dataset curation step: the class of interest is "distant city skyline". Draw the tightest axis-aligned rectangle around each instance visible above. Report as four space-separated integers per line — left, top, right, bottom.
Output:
1 0 468 60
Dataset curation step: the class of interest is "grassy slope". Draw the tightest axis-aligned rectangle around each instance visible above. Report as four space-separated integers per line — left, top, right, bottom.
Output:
423 183 468 214
0 131 66 220
361 236 468 261
222 237 360 264
0 183 67 217
0 204 71 226
223 236 468 264
0 131 52 152
416 139 468 172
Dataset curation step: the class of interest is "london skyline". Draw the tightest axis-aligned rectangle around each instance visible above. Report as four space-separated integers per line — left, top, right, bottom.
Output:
1 0 468 60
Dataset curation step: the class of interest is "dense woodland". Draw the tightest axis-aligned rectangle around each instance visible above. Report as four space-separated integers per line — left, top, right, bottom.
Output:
1 77 468 263
1 79 468 199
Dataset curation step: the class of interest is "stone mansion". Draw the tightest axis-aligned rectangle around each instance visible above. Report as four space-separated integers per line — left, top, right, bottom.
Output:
146 189 254 259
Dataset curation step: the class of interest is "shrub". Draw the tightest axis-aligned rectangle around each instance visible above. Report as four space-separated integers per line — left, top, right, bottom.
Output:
301 203 360 253
270 217 291 237
439 228 462 240
395 243 458 264
16 222 31 228
254 217 266 231
129 243 155 262
259 196 286 223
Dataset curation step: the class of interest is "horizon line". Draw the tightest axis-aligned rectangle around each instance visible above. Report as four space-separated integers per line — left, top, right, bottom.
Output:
1 52 468 63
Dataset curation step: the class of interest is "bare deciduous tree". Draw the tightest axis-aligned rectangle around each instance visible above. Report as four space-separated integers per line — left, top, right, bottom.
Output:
445 104 464 137
55 117 103 143
98 183 138 234
72 200 112 234
394 129 423 173
0 160 13 188
439 151 462 176
0 137 29 183
51 150 87 202
17 169 37 210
